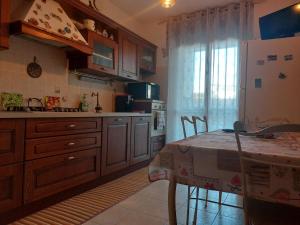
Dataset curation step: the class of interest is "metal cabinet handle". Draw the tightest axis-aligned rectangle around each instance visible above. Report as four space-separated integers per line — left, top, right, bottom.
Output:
68 124 76 128
67 156 76 160
67 142 75 146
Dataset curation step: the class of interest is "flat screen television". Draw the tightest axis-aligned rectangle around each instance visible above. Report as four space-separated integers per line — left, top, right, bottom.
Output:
259 3 300 40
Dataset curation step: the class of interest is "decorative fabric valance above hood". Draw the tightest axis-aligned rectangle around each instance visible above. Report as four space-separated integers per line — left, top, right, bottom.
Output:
21 0 88 45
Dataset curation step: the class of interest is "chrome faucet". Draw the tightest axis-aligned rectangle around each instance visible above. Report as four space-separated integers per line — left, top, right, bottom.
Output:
91 92 102 113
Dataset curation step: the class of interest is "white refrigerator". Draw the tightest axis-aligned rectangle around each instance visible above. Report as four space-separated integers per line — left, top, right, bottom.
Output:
240 37 300 128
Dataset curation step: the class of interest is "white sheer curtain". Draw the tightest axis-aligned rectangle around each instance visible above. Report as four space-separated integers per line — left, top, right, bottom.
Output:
167 2 253 142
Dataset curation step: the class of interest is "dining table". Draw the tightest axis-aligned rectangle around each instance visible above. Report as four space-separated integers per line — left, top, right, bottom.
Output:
148 131 300 225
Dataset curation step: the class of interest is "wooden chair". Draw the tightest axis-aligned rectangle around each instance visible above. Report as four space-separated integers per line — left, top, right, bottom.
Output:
234 121 300 225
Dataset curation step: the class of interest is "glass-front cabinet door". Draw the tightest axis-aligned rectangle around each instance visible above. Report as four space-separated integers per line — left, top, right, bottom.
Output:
140 44 157 75
88 31 118 75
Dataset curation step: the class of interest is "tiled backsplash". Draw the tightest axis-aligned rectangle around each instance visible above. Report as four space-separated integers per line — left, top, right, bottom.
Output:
0 36 125 112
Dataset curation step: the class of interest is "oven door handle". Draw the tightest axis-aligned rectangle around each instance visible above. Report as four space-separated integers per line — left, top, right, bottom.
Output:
153 111 158 130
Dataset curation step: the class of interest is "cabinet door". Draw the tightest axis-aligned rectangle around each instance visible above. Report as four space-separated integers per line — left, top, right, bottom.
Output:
0 119 25 166
24 149 100 203
130 117 151 165
0 0 10 49
119 32 139 80
101 117 131 176
139 44 157 75
0 163 23 213
88 30 118 75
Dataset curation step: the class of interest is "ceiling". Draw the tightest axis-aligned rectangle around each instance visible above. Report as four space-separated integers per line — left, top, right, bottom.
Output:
110 0 241 23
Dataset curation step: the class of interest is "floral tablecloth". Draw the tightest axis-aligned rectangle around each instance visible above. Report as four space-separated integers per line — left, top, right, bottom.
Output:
149 131 300 207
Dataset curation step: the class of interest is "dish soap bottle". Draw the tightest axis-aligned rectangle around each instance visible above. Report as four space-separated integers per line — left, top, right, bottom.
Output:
79 94 89 112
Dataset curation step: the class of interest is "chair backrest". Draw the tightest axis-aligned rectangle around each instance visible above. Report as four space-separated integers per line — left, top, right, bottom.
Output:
192 116 208 134
181 116 195 139
233 121 300 197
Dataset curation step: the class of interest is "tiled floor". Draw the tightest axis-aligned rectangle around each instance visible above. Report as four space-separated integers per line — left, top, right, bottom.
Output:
83 180 244 225
83 180 300 225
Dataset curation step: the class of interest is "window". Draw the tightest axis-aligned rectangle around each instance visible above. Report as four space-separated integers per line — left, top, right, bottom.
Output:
193 41 239 131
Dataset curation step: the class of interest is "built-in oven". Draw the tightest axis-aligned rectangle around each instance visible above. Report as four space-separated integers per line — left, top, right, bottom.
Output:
151 101 166 137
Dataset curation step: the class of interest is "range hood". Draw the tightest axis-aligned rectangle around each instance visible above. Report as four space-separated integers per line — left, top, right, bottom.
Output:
10 0 92 54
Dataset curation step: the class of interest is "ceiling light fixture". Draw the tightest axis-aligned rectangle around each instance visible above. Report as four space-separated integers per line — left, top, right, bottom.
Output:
295 3 300 11
160 0 176 8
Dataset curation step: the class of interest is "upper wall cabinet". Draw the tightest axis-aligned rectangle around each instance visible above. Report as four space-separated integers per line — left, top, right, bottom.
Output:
0 0 10 49
68 29 119 77
118 31 140 81
139 43 157 75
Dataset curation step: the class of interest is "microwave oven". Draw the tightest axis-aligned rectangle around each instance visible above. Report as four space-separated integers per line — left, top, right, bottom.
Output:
127 82 160 100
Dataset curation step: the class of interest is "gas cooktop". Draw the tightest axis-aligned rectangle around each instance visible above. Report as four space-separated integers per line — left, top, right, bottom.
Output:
5 106 80 112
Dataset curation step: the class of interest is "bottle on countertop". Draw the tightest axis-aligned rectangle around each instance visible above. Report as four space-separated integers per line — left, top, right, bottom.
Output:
79 94 89 112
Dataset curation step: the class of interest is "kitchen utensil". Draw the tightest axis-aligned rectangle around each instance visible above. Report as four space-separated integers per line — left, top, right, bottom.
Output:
27 56 42 78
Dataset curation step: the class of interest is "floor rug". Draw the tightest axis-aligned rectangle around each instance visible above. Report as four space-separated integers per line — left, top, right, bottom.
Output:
12 168 150 225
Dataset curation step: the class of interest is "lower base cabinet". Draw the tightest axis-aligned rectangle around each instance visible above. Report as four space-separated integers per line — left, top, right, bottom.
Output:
130 117 151 165
24 149 100 203
0 116 152 215
101 117 131 176
0 163 23 213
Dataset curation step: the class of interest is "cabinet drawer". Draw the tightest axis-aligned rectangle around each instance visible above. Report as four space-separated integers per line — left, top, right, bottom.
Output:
26 118 102 138
0 163 23 213
0 119 25 166
24 149 100 203
26 132 102 160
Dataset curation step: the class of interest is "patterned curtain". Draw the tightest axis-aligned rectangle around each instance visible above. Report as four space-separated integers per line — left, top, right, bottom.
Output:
166 2 253 142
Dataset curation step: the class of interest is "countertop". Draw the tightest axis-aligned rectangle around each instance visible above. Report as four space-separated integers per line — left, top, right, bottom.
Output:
0 112 152 119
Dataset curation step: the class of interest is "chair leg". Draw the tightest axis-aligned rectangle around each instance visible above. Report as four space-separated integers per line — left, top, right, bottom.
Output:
205 189 208 208
218 191 222 205
168 179 177 225
192 187 200 225
243 197 250 225
186 186 190 225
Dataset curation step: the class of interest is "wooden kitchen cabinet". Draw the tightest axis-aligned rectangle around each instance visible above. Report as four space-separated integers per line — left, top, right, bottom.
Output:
68 29 119 76
24 148 100 203
118 31 139 80
139 43 157 75
150 135 166 158
0 119 25 166
130 117 151 165
0 0 10 49
0 163 23 213
101 117 131 176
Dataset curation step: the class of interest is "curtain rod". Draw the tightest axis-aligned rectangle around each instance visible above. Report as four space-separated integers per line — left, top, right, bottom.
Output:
158 0 265 25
